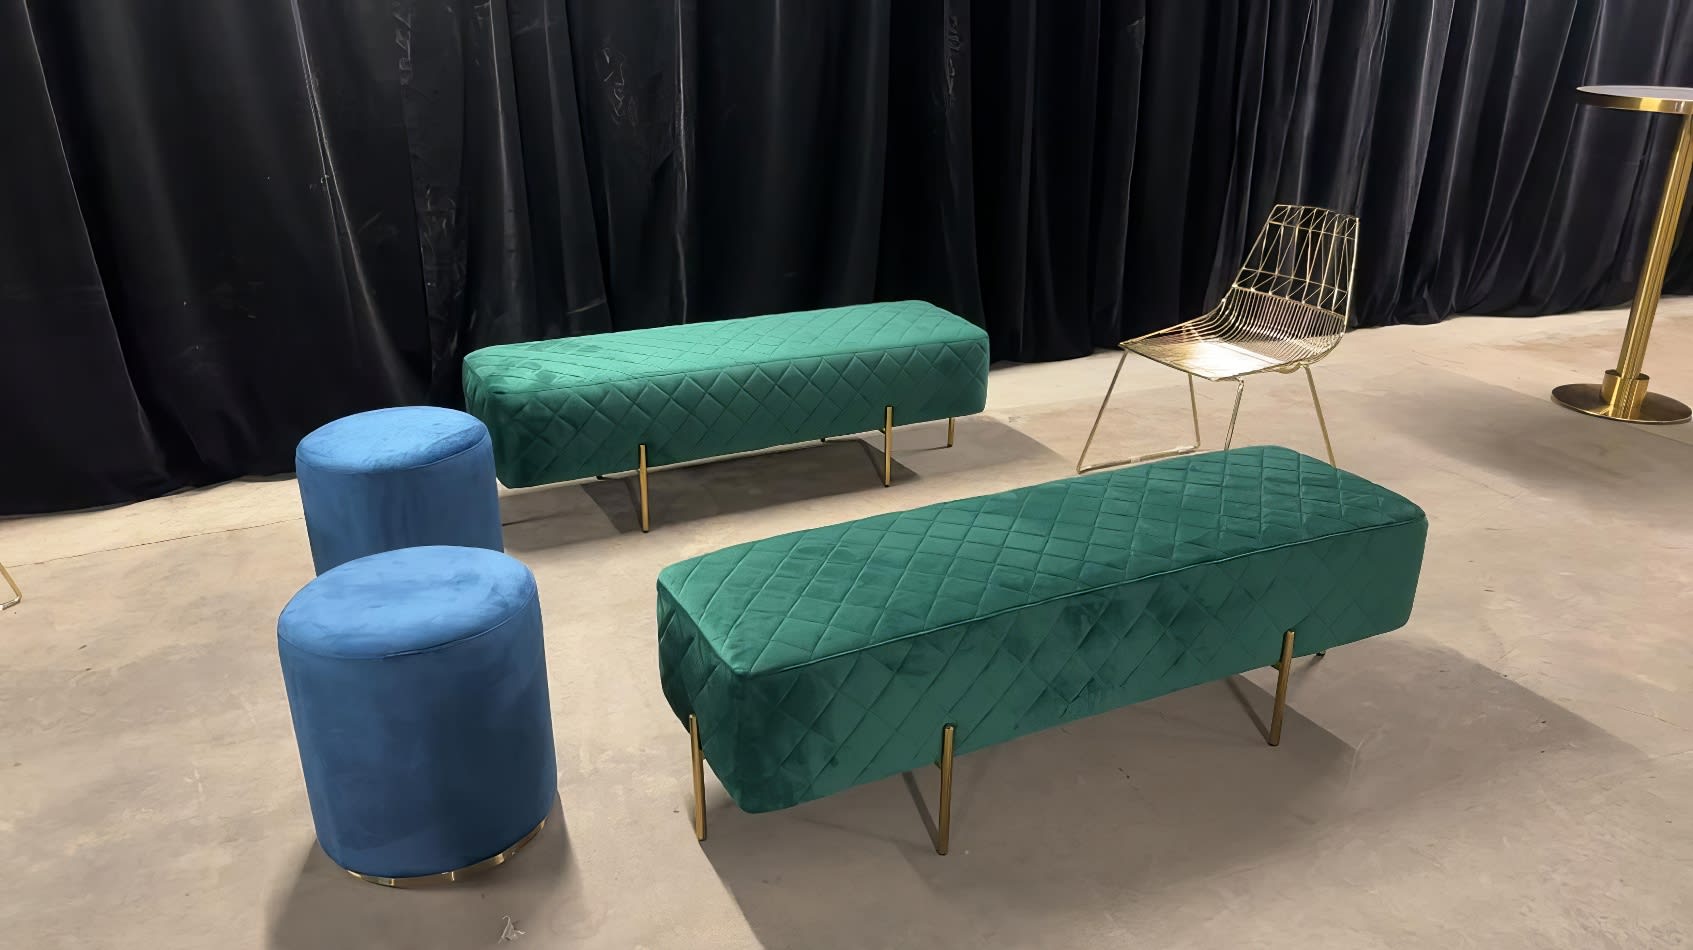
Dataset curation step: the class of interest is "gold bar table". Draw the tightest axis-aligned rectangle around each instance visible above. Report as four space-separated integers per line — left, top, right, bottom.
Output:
1553 85 1693 424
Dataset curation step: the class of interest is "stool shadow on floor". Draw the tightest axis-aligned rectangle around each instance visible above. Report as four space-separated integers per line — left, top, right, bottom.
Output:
265 797 576 950
499 417 1063 549
692 638 1638 950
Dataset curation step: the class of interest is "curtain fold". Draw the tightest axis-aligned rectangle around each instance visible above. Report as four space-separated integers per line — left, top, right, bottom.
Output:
4 0 1693 514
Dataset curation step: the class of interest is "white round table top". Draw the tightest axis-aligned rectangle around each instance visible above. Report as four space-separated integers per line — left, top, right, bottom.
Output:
1578 85 1693 115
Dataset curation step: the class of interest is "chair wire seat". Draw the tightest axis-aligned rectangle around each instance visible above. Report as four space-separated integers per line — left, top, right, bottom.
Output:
1078 204 1359 472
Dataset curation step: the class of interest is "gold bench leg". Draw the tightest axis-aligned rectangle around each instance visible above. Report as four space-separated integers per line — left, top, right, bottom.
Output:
1077 352 1203 474
638 445 651 533
947 416 956 448
0 562 20 610
1269 630 1295 746
936 723 956 855
689 714 706 841
882 406 894 487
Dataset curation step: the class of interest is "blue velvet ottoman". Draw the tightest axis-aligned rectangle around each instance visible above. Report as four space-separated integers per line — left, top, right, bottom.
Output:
295 406 504 574
277 545 557 886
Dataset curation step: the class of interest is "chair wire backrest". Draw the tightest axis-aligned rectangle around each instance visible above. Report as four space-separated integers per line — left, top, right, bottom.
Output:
1203 204 1359 365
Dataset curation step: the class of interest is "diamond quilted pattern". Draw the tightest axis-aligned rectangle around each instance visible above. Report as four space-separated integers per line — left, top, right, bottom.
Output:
656 446 1427 813
462 301 990 486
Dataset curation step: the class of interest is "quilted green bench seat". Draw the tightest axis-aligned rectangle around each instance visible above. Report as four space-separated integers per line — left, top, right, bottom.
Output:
462 301 989 530
656 446 1427 851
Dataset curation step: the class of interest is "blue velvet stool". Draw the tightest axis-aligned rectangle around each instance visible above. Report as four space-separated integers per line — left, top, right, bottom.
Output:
277 545 557 885
295 407 504 574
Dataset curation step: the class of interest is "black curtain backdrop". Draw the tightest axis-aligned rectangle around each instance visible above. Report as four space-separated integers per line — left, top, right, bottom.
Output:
5 1 1693 514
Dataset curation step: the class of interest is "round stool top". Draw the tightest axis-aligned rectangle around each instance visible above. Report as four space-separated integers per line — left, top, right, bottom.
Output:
279 546 537 659
297 406 489 474
1578 85 1693 115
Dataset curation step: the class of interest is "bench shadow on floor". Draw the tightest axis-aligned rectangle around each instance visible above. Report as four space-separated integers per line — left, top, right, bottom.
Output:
498 417 1064 551
1352 365 1693 522
693 638 1634 949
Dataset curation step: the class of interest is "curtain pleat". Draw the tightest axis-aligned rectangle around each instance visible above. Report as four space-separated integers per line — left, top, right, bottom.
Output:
4 0 1692 513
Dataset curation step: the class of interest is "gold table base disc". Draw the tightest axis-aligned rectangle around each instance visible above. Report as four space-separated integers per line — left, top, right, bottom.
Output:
1552 383 1692 424
343 816 546 888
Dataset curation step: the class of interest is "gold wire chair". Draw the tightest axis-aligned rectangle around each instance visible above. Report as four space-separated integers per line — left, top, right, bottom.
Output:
1077 203 1359 473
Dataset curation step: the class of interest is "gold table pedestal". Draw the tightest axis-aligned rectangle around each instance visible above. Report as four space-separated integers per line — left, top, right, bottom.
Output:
1553 85 1693 425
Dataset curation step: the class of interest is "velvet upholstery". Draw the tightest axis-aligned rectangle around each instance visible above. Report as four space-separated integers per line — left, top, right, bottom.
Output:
658 447 1427 814
462 301 989 486
278 546 556 880
295 407 504 574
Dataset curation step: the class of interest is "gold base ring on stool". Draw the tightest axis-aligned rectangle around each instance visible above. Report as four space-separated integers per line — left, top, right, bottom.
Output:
343 817 547 888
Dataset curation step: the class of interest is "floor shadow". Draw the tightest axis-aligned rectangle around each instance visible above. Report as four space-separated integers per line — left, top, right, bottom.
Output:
498 417 1063 551
265 798 577 950
695 638 1636 950
1352 366 1693 523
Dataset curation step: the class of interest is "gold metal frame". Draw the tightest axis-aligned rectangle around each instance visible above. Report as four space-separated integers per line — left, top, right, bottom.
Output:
935 723 956 855
637 445 651 533
882 406 894 487
344 817 546 888
689 714 707 841
1553 87 1693 424
629 413 958 532
1078 204 1358 473
686 715 957 854
1268 630 1295 746
0 562 19 611
685 634 1306 854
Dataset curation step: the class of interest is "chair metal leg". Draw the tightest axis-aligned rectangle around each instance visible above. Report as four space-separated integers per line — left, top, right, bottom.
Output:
882 406 894 487
947 417 956 448
1077 353 1203 474
1185 371 1201 446
936 724 956 855
1303 365 1337 466
1077 351 1130 473
638 445 651 533
0 562 20 610
1268 630 1295 746
689 714 706 841
1221 379 1247 450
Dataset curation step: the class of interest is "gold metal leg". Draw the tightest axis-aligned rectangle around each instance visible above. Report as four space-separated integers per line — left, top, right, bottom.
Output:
1186 371 1201 446
1553 112 1693 424
936 724 956 855
1077 352 1203 474
1077 350 1129 473
1221 379 1247 450
947 416 956 448
1268 630 1295 746
0 562 19 610
882 406 894 487
1303 365 1336 466
689 714 706 841
638 445 650 533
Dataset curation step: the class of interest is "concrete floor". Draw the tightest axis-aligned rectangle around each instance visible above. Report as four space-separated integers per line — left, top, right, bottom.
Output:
4 304 1693 949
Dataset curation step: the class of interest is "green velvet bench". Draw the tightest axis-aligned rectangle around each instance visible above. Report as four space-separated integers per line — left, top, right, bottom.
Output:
462 301 989 531
656 446 1427 853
